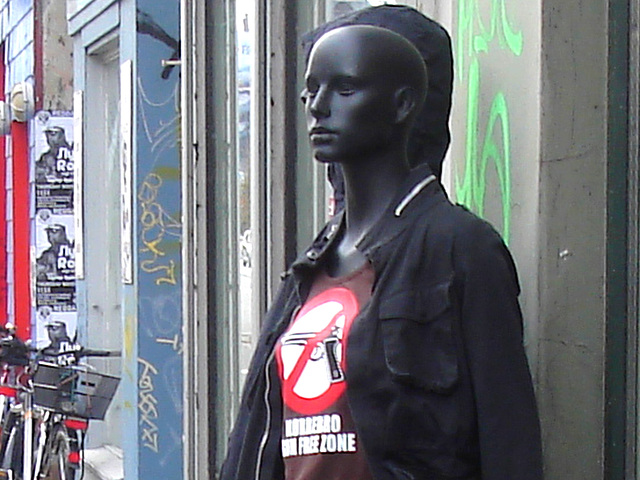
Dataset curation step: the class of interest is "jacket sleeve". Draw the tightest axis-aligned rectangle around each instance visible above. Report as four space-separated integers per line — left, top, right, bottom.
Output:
454 218 543 480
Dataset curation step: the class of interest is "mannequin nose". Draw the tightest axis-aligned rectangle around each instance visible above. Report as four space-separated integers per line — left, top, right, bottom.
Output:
308 88 330 118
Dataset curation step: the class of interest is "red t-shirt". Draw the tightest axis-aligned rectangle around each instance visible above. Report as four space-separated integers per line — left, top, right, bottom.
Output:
275 263 375 480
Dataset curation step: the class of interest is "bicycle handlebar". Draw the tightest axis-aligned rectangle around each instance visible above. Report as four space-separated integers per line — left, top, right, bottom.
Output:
1 336 121 366
64 348 121 359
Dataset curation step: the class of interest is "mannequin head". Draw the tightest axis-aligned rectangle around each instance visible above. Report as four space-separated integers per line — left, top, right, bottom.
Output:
302 6 454 177
302 25 427 165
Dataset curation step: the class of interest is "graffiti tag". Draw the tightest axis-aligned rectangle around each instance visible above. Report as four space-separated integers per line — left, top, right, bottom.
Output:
138 173 181 285
138 357 160 453
454 0 523 243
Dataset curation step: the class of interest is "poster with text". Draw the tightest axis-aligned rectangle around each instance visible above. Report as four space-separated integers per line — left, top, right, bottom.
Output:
34 114 74 214
33 113 76 345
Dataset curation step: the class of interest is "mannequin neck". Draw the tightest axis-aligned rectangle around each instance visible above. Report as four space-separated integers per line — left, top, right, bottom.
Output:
340 150 410 242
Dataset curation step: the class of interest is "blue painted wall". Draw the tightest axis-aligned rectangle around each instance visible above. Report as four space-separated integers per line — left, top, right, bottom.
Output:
135 0 183 477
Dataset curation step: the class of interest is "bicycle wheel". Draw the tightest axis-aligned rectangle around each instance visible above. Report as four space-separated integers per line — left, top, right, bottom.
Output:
0 401 14 464
32 412 53 480
0 411 22 475
0 411 45 480
47 426 76 480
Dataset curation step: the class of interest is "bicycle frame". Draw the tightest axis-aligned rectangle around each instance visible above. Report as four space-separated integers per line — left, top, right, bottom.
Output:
21 394 32 480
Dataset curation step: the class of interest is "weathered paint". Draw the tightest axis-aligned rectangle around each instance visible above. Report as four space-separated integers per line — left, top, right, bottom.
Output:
135 1 183 477
40 0 73 111
449 0 543 458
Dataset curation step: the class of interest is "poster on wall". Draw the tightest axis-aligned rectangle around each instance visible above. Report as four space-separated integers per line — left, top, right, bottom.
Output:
33 113 76 345
34 114 74 213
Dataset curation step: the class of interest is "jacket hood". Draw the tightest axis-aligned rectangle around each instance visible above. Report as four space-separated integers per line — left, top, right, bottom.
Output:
301 5 454 178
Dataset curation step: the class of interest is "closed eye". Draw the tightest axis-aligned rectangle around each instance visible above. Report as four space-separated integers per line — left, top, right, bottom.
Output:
337 82 356 96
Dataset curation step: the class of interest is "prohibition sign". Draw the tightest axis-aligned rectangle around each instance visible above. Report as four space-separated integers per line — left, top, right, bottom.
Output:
276 287 359 414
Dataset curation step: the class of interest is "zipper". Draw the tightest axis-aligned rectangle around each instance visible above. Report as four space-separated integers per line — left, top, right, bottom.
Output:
254 348 276 480
254 302 301 480
394 174 436 217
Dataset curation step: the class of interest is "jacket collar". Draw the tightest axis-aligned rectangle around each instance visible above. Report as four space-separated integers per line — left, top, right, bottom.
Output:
291 163 446 277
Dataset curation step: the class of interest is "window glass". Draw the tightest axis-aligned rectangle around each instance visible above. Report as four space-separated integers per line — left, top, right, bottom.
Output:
236 0 255 389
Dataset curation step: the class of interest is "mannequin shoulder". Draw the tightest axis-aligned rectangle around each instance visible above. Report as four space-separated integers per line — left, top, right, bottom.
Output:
420 201 511 258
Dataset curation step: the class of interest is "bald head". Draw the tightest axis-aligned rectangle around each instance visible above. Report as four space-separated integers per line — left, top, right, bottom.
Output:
308 25 428 119
303 25 429 164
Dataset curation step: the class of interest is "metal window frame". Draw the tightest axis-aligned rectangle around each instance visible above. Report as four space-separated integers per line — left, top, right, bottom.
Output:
605 0 636 478
182 0 227 476
630 0 640 477
632 1 640 476
186 0 294 474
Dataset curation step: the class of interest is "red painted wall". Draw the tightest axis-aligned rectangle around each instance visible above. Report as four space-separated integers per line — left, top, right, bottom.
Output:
0 47 7 326
11 121 30 340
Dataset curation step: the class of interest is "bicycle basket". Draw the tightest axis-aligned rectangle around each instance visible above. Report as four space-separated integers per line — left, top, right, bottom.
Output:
32 362 120 420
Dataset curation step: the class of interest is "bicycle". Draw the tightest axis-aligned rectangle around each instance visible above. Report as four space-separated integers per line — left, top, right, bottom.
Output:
0 330 30 480
0 332 120 480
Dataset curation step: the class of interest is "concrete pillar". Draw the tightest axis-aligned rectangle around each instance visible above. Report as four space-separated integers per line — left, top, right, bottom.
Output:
538 1 608 477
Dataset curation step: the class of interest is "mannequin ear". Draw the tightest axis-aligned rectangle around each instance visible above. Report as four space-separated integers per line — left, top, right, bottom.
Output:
392 87 417 125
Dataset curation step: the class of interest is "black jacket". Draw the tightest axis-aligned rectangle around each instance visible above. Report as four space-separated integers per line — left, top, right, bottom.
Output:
221 166 543 480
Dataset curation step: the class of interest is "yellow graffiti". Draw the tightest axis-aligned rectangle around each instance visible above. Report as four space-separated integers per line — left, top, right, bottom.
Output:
140 259 177 285
124 314 136 377
138 357 160 453
138 173 180 285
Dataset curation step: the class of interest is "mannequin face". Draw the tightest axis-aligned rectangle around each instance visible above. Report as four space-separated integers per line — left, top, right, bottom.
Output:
303 31 398 164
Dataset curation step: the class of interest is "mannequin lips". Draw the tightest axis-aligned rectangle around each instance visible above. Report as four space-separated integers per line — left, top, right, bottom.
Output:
309 126 336 143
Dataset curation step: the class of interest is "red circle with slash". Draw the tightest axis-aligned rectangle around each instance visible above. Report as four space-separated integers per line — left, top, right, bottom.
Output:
276 288 359 414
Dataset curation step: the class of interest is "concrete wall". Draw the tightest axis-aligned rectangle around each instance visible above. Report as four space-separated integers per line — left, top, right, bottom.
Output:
41 0 73 110
538 0 608 477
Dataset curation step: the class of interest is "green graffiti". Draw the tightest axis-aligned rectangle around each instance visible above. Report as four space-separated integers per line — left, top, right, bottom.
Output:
454 0 523 243
457 0 523 79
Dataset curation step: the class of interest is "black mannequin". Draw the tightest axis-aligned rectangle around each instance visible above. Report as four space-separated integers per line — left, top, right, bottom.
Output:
222 22 542 480
302 25 427 277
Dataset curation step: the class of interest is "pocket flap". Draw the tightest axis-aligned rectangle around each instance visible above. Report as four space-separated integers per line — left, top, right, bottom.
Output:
379 290 420 321
379 279 452 323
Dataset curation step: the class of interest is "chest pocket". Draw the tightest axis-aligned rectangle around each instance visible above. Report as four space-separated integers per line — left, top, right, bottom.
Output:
379 280 458 393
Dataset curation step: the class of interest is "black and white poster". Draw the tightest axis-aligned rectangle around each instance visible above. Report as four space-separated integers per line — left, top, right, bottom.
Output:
34 115 74 214
33 113 77 345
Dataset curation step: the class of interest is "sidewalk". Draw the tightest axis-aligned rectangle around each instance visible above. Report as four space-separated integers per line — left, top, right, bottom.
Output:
82 445 123 480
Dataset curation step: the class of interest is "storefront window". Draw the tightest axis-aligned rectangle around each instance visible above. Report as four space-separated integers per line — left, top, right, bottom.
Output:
236 0 255 389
